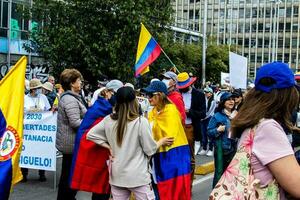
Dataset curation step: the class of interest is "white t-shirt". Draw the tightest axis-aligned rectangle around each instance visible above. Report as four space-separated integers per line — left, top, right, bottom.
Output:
24 93 51 112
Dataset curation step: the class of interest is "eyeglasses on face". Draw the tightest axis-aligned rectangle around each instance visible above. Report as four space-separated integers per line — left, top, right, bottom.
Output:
147 92 159 98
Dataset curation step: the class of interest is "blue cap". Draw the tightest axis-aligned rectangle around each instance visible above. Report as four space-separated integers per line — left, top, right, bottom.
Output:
142 81 168 95
220 92 233 102
255 62 295 93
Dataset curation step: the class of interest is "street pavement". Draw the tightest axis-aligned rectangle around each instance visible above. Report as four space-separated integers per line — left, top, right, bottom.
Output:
10 154 214 200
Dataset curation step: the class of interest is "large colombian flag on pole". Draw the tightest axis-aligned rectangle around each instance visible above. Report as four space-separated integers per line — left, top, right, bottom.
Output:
0 56 26 200
149 104 191 200
135 23 162 77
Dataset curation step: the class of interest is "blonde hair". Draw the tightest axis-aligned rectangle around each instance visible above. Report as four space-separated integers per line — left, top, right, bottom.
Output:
155 92 171 111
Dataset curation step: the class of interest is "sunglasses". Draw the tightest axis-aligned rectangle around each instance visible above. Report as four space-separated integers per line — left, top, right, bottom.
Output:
147 92 159 98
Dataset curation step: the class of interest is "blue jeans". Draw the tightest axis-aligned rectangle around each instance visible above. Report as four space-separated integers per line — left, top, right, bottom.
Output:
200 117 213 151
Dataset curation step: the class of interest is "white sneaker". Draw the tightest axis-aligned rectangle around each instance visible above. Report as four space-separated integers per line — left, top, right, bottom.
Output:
194 142 201 155
206 150 213 157
198 149 207 156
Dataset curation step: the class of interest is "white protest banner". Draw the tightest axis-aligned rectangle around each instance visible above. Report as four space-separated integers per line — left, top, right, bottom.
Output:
229 52 248 89
221 72 230 85
20 111 57 171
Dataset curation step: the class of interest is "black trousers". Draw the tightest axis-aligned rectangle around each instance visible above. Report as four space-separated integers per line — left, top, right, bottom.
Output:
21 168 45 177
57 154 110 200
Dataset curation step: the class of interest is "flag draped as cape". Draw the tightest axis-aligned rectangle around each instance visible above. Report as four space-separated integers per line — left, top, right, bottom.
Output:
148 104 191 200
70 97 112 194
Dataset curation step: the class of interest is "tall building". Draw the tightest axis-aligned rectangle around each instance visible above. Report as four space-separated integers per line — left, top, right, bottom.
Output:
0 0 48 81
172 0 300 78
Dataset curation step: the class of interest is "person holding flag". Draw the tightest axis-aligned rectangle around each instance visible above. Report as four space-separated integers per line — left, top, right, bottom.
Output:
0 56 27 200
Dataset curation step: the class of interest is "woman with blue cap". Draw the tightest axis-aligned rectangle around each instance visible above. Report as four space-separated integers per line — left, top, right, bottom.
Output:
229 62 300 199
207 92 237 187
142 81 192 200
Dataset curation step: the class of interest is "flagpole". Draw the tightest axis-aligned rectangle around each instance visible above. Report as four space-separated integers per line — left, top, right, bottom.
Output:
160 47 180 73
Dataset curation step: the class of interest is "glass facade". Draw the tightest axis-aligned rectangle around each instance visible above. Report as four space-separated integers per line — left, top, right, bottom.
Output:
172 0 300 77
0 0 37 65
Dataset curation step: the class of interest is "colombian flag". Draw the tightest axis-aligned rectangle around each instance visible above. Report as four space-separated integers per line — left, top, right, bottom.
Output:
0 56 26 200
70 97 112 194
149 104 191 200
135 23 162 77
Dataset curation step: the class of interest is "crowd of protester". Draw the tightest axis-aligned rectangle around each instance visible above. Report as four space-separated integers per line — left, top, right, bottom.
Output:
21 61 300 199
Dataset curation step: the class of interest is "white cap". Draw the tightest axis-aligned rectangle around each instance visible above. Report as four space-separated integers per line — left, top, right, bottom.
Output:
106 80 123 92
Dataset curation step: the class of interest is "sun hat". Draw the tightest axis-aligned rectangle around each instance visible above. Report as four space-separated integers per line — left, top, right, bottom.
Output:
255 62 295 93
204 87 213 94
177 72 197 89
220 92 233 102
42 82 54 92
142 81 168 95
162 71 178 82
116 86 136 104
106 80 123 93
29 78 43 90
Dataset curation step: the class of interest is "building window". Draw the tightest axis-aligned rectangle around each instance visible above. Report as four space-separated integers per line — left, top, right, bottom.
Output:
189 10 194 19
239 8 244 18
286 23 291 31
293 23 298 30
258 23 264 32
279 8 286 17
265 23 271 32
266 8 271 17
278 39 283 47
278 23 284 32
245 8 251 18
2 1 8 28
238 38 243 45
252 8 257 18
232 9 238 18
264 39 270 47
286 7 292 17
220 9 225 19
292 38 298 48
245 23 250 33
294 6 299 17
258 38 263 47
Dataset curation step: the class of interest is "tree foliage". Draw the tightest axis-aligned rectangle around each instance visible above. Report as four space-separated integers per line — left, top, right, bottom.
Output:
27 0 229 86
147 40 230 86
27 0 173 83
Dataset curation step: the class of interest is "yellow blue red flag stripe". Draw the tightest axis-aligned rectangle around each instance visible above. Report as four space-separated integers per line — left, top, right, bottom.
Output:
148 104 191 200
135 23 161 77
0 56 26 200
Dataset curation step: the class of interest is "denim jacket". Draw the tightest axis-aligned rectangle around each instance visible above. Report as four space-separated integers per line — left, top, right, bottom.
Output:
207 110 236 152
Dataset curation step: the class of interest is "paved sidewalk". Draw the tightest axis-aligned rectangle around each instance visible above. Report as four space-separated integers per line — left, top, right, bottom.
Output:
10 154 214 200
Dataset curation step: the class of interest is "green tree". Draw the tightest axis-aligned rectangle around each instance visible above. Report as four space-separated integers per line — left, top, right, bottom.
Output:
147 40 230 86
26 0 173 83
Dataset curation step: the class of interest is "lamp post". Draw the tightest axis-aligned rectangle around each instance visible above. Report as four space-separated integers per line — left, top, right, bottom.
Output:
271 0 282 62
202 0 207 86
